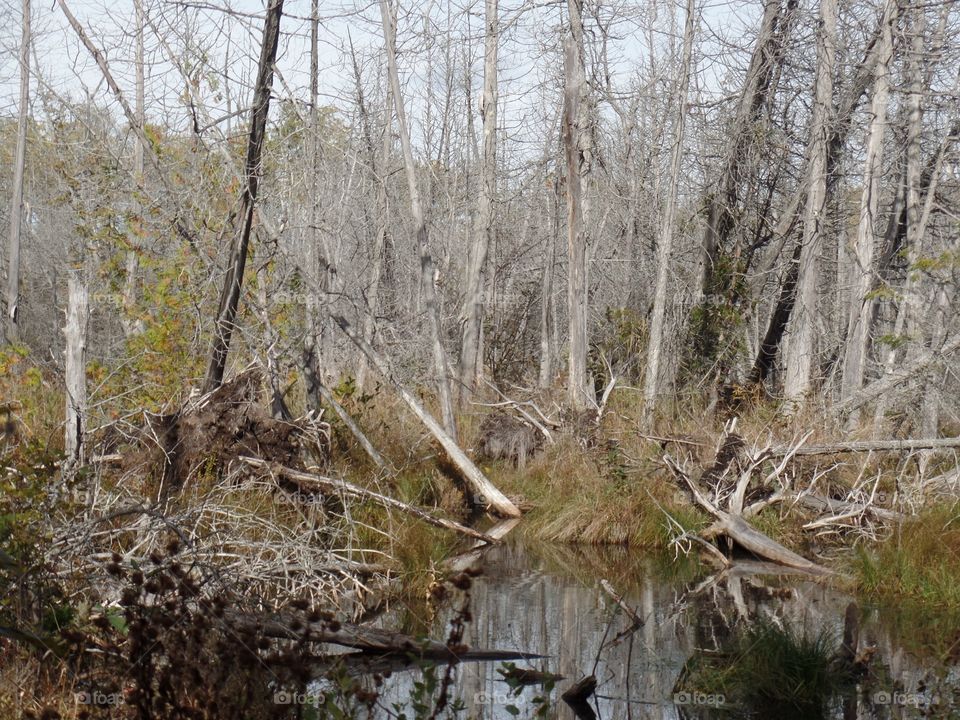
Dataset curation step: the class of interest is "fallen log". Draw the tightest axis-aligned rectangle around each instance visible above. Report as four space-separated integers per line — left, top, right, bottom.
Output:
239 456 497 544
769 436 960 456
332 315 521 519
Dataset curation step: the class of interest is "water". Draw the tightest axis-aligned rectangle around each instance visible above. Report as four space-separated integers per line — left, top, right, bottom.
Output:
349 540 960 718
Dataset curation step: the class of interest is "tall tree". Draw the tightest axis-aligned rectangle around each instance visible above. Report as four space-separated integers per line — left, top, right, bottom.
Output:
782 0 836 402
839 0 898 407
5 0 30 343
563 0 594 410
642 0 696 422
379 0 458 440
203 0 285 392
459 0 499 398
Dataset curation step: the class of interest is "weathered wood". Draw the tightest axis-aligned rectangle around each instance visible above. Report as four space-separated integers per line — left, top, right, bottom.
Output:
563 0 593 411
64 276 88 464
664 454 830 575
239 456 498 543
332 315 521 518
783 0 835 401
770 437 960 456
5 0 29 343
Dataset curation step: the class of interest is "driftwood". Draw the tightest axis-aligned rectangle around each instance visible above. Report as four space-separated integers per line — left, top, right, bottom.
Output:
663 431 831 575
332 315 521 518
239 457 497 544
600 579 644 627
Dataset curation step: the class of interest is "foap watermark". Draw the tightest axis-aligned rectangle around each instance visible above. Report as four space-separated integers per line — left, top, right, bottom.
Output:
75 690 124 706
474 691 527 706
90 292 125 308
673 691 725 707
273 690 326 705
872 690 937 708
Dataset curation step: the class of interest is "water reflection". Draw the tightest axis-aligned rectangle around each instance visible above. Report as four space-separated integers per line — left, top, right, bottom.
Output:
368 540 960 719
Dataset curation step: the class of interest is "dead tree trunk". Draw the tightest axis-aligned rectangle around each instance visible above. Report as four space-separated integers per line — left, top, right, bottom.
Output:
563 0 594 410
120 0 145 339
64 275 88 464
379 0 458 441
302 0 323 413
5 0 29 343
459 0 498 398
642 0 696 423
782 0 836 402
333 315 521 518
840 0 898 411
203 0 284 393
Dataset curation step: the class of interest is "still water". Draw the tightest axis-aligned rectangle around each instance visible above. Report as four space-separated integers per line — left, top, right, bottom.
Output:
362 540 960 719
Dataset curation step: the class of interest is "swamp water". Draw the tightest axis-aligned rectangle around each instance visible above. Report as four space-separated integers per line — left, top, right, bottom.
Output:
347 540 960 719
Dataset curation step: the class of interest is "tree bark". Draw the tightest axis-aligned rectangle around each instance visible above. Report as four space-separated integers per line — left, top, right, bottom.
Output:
782 0 836 402
302 0 323 412
459 0 498 398
120 0 145 339
203 0 284 393
64 275 88 464
5 0 29 344
379 0 458 441
563 0 593 410
839 0 898 410
642 0 696 422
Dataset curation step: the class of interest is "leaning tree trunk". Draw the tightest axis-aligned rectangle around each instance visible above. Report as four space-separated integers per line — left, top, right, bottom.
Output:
379 0 458 441
64 275 88 464
840 0 897 412
642 0 696 423
203 0 284 393
459 0 498 398
782 0 836 402
563 0 594 411
5 0 29 344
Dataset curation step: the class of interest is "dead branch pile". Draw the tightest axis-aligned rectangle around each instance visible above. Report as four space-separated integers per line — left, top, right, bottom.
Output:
661 420 960 572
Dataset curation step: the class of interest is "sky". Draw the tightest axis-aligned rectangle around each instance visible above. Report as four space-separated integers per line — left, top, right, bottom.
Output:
0 0 763 153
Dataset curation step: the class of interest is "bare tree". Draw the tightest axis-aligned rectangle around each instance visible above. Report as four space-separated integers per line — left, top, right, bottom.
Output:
839 0 898 409
563 0 594 410
204 0 285 392
642 0 696 422
782 0 836 403
379 0 458 440
5 0 30 343
459 0 499 398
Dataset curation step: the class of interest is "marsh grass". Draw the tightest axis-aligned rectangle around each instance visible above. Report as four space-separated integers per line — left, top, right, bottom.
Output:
854 503 960 610
681 619 854 718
